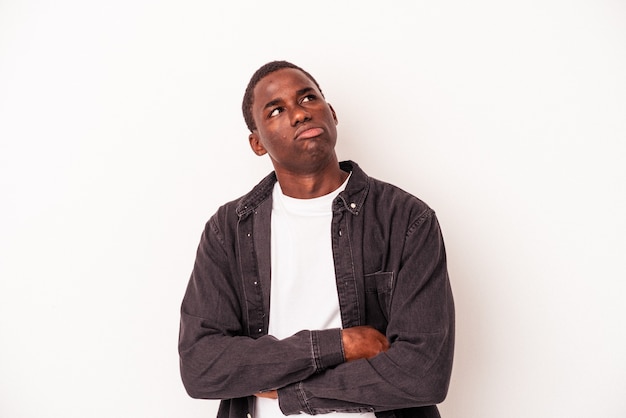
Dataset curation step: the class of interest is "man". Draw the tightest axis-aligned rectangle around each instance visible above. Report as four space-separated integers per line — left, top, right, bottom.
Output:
179 61 455 418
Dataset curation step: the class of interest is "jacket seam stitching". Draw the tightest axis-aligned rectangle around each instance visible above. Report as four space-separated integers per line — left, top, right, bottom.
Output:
406 208 434 237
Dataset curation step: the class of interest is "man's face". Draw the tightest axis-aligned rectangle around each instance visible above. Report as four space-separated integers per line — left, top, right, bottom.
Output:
248 68 338 175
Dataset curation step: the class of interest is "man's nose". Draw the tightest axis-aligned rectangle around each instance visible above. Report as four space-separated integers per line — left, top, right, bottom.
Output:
291 105 311 126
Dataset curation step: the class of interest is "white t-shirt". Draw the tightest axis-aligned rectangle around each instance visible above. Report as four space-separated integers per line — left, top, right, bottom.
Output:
256 176 375 418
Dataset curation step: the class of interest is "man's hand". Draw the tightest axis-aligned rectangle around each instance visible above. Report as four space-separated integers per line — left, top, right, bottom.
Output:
341 326 389 362
255 390 278 399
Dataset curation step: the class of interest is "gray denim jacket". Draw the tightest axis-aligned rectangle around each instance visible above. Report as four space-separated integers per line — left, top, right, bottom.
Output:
179 161 454 418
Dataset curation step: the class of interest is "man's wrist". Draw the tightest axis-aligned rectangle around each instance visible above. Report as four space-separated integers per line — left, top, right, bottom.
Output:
311 328 344 371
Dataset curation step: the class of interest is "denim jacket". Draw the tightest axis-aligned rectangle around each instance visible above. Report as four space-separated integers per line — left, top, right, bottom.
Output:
179 161 454 418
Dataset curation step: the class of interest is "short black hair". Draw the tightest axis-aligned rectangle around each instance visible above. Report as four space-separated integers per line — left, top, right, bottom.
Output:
242 60 324 132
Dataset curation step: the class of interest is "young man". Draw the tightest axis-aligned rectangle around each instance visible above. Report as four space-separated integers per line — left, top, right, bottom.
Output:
179 61 455 418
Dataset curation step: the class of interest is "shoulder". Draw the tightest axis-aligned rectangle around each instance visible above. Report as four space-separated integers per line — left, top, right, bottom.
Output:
207 170 277 236
217 171 276 215
343 162 439 238
365 172 433 216
368 177 436 233
368 176 430 208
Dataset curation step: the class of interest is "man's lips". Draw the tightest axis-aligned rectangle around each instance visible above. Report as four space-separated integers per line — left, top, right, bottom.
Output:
295 127 324 140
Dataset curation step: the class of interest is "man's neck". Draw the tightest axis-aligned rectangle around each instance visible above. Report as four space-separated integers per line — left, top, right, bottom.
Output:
274 160 348 199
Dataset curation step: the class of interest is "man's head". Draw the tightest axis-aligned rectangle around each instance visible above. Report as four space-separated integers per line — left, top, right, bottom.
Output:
244 61 339 178
242 60 324 132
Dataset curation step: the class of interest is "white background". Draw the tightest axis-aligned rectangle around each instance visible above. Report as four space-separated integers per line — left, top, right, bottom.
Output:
1 1 625 417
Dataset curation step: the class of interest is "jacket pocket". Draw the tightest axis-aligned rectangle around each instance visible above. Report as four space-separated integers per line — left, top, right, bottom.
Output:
363 271 393 334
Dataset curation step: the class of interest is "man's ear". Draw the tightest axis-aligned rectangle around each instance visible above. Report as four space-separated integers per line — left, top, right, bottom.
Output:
249 132 267 156
329 103 339 125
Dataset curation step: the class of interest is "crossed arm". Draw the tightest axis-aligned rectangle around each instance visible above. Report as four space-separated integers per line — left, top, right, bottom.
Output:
254 326 390 399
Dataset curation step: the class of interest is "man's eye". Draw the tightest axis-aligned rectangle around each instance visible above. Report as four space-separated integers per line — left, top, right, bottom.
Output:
269 107 283 117
301 95 316 103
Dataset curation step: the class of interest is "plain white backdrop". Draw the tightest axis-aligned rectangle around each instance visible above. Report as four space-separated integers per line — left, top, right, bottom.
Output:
1 1 625 417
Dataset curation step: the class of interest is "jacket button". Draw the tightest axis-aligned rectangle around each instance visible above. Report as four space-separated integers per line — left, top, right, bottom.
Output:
350 203 356 209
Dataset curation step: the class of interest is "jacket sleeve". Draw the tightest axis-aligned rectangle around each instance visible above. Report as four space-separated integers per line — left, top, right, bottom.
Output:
178 216 345 400
277 211 455 414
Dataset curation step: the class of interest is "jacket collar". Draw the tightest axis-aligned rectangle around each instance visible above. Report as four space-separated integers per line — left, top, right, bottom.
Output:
336 160 369 215
236 160 369 218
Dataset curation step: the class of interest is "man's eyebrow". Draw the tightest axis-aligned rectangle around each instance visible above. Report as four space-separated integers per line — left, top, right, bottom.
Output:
263 98 282 110
296 87 315 96
262 87 317 110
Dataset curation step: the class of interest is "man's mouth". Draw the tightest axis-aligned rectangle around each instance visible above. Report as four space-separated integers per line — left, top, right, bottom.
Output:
295 127 324 140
